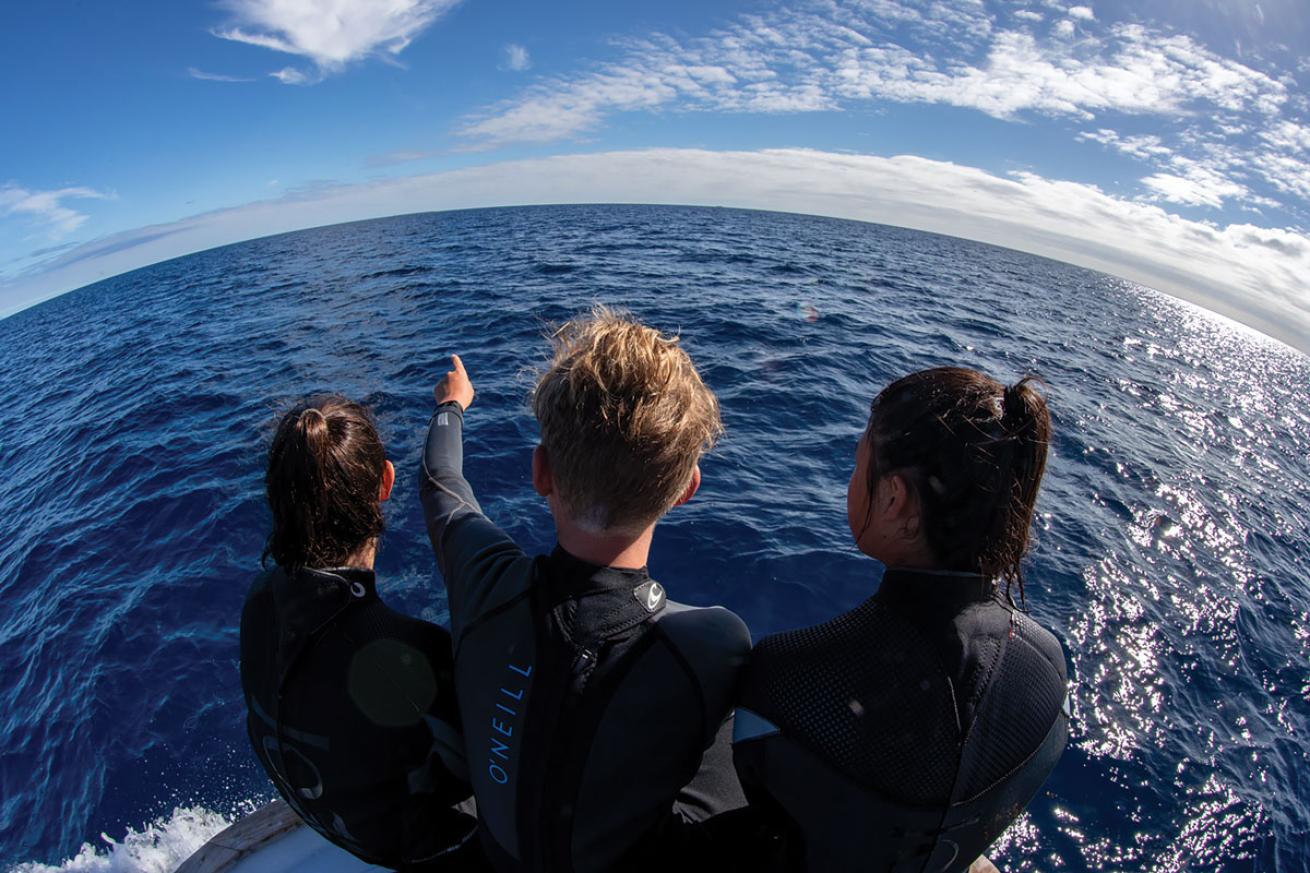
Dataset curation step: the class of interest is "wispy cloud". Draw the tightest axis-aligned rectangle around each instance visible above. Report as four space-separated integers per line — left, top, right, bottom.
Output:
1077 129 1174 161
212 0 461 83
0 184 112 239
459 1 1288 146
187 67 256 83
456 0 1306 223
365 149 439 167
1260 120 1310 154
270 66 314 85
4 148 1307 351
1141 172 1249 209
502 43 531 72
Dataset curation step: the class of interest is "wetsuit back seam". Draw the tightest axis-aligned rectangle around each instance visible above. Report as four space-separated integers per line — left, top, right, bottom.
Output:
653 623 709 744
955 710 1069 804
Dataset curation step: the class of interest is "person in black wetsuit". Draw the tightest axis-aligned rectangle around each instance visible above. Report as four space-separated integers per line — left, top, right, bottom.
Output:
240 397 483 870
731 367 1071 873
419 309 751 873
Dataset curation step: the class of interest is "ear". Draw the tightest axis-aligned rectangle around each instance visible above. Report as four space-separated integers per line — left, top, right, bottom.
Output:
531 445 553 497
881 473 920 535
671 465 702 508
379 460 396 502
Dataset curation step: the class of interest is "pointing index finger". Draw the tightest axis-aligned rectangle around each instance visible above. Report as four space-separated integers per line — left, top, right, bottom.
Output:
451 354 466 375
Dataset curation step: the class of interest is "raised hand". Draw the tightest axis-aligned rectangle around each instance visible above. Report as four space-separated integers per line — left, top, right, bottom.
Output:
434 354 475 411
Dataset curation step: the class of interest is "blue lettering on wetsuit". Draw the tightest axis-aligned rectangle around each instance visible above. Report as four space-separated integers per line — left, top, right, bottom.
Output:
488 661 532 784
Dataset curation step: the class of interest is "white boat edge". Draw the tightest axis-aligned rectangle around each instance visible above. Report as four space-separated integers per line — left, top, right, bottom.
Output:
175 801 380 873
175 800 1003 873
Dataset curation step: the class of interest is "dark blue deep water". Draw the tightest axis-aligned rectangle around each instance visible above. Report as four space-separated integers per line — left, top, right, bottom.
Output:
1 205 1307 872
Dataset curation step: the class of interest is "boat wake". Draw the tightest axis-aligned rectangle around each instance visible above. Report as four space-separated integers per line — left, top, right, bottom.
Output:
6 807 233 873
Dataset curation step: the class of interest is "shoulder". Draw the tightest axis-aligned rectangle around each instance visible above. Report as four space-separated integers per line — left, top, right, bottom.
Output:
1017 611 1069 684
246 566 277 599
363 598 454 649
749 597 882 667
657 600 752 662
241 567 278 623
655 601 751 729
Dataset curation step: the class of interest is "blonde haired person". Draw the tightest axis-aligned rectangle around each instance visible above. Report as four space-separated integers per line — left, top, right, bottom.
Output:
419 308 750 873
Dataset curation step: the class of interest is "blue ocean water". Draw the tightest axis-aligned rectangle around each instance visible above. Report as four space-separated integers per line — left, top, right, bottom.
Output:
0 205 1307 871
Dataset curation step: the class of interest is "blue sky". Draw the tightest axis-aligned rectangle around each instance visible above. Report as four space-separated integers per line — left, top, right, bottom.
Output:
2 0 1308 350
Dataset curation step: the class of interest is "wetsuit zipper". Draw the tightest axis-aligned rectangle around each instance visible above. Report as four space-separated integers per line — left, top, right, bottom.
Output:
571 647 598 693
538 643 601 872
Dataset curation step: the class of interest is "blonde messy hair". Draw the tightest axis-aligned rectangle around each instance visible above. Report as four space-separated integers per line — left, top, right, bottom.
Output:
532 306 722 532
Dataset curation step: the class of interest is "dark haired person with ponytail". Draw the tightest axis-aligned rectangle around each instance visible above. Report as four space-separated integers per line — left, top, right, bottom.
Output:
240 398 483 870
731 367 1071 872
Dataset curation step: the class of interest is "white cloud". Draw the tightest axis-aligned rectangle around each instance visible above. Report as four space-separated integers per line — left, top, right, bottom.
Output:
1141 172 1249 208
1078 129 1174 161
270 66 314 85
459 15 846 147
4 148 1307 352
1074 132 1263 210
453 0 1308 227
1251 151 1310 202
459 2 1289 146
502 43 531 72
1260 120 1310 153
186 67 255 83
833 27 1285 121
0 184 111 239
213 0 460 82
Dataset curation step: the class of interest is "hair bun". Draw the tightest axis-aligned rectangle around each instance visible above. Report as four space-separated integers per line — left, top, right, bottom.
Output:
264 397 386 570
1004 379 1043 429
1002 383 1025 419
298 406 329 437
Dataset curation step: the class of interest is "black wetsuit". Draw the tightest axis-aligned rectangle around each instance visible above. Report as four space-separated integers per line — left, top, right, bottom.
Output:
240 565 481 870
419 401 751 873
732 568 1070 872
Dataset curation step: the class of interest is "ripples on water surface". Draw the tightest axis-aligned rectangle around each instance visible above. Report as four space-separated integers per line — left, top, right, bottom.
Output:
0 206 1306 871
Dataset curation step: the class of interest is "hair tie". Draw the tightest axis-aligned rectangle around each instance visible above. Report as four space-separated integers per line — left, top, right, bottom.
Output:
297 407 330 441
1003 384 1035 438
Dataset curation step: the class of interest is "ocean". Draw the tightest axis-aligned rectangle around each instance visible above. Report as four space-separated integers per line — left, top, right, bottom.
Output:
0 205 1306 872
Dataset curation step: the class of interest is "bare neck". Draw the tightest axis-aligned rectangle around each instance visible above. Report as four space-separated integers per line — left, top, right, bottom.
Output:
554 518 656 570
341 539 378 571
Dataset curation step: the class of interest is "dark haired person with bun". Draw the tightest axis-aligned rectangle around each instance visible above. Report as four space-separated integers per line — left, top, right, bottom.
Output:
731 368 1071 872
240 397 483 870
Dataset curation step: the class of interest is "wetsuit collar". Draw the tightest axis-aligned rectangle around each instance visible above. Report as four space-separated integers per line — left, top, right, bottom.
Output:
543 545 666 640
270 566 379 671
876 567 998 613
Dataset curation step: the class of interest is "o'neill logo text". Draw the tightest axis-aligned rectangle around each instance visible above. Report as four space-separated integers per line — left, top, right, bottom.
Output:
488 660 532 785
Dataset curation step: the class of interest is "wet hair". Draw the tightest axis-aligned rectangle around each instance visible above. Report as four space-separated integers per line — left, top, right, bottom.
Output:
263 397 387 570
864 367 1050 602
532 305 722 532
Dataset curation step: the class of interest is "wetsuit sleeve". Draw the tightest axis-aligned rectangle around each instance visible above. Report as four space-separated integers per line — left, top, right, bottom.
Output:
419 402 533 647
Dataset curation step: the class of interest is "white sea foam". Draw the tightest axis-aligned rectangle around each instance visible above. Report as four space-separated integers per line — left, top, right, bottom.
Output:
7 806 232 873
